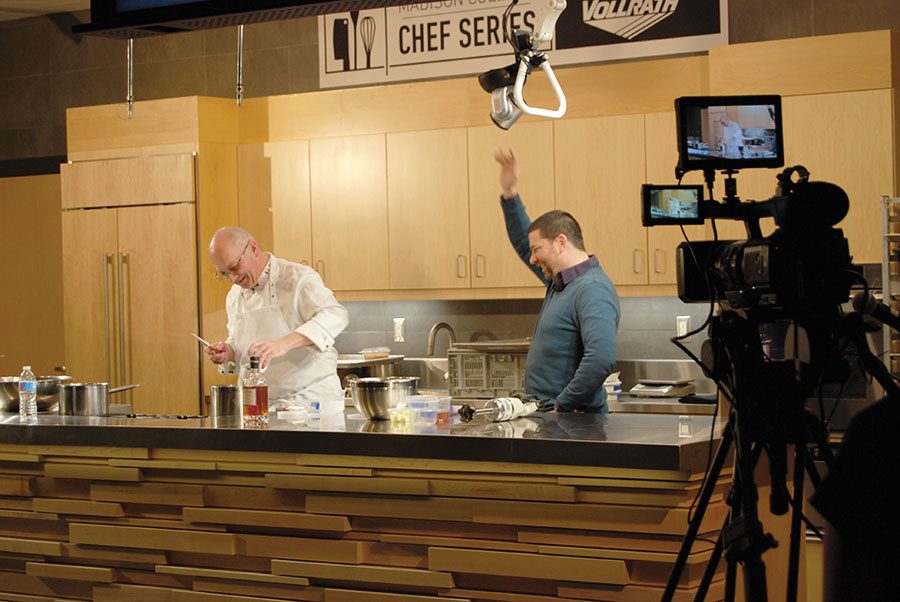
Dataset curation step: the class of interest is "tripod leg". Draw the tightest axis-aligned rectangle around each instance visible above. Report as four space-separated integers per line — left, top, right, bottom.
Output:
662 426 733 602
693 517 726 602
786 445 806 602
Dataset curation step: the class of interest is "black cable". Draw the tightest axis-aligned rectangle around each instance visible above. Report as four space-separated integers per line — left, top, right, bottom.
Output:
502 0 518 52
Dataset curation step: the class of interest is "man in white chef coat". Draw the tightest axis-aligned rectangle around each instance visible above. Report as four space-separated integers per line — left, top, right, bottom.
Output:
719 117 745 158
205 226 349 410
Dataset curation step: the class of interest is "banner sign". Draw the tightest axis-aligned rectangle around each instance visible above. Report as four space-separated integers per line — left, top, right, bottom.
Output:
318 0 727 89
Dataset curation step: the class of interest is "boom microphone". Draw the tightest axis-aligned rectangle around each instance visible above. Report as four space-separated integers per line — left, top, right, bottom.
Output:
852 292 900 332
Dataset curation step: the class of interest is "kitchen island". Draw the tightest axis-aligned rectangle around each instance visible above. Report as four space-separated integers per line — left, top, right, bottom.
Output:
0 411 732 601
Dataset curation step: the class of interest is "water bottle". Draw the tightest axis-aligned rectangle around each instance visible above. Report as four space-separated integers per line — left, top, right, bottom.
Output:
18 365 37 421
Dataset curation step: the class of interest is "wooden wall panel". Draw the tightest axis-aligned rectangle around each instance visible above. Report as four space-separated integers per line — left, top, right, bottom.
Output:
0 174 66 377
709 30 897 96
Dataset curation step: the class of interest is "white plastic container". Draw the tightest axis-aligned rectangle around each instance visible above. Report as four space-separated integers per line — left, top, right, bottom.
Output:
603 372 622 402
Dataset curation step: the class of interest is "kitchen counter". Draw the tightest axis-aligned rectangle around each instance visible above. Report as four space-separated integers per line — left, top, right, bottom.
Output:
0 410 734 601
0 409 719 472
609 393 718 415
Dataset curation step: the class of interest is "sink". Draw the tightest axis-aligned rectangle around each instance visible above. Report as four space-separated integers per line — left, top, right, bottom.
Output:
399 357 449 391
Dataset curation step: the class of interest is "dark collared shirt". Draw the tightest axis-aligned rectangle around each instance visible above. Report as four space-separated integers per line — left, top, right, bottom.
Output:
553 256 599 291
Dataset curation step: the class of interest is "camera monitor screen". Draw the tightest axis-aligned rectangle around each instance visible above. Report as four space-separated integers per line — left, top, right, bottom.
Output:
675 95 784 172
642 184 704 226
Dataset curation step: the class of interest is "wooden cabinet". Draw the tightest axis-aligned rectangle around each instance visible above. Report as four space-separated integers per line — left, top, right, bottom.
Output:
467 122 555 288
782 89 892 264
60 154 194 210
387 129 470 289
554 115 648 286
644 112 709 285
62 204 199 415
61 150 201 415
310 135 390 291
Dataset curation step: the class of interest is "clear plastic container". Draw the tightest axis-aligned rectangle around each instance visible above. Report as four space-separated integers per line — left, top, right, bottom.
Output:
406 395 439 424
436 396 451 425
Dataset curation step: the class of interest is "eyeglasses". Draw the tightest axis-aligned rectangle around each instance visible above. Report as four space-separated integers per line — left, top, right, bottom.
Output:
214 241 251 280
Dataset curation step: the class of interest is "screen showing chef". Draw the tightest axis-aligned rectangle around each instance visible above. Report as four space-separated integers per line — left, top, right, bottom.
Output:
649 187 700 219
684 103 779 160
641 184 704 226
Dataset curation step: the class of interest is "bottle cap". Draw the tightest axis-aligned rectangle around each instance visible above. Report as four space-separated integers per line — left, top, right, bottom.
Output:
249 357 260 369
22 366 30 370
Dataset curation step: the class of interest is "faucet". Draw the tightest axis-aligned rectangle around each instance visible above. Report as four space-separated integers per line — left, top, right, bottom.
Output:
426 322 457 357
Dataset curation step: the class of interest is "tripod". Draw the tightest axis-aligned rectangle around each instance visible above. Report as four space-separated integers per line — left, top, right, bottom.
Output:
662 312 839 602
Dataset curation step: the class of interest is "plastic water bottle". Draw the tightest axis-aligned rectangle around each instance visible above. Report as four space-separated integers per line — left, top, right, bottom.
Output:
18 365 37 421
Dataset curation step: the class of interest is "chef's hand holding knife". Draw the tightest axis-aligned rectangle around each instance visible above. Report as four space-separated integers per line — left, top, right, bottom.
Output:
206 341 234 365
247 332 313 369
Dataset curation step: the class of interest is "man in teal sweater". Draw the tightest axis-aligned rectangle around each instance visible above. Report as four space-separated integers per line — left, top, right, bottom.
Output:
495 149 620 413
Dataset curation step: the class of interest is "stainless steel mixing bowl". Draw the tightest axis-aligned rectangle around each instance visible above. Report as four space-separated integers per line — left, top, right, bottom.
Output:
349 376 418 420
0 375 73 412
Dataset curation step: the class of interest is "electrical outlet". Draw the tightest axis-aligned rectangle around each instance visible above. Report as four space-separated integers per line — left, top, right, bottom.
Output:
676 315 691 341
393 318 406 342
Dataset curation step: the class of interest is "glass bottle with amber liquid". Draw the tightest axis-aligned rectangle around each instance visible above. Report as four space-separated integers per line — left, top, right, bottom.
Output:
241 356 269 426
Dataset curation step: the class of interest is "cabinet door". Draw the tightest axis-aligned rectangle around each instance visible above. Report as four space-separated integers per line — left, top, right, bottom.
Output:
61 209 119 385
117 203 200 414
554 115 647 285
467 122 555 288
310 135 389 290
644 112 709 285
387 129 470 289
783 89 893 264
265 141 313 266
61 154 194 210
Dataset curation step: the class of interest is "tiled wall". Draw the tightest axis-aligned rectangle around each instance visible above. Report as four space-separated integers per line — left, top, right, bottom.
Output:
335 296 711 360
1 3 899 162
0 11 319 161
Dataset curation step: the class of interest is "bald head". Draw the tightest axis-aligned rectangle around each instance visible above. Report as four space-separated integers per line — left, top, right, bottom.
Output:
209 227 265 288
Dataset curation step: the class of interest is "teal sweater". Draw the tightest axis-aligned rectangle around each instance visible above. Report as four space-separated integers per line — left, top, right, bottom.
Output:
503 196 620 412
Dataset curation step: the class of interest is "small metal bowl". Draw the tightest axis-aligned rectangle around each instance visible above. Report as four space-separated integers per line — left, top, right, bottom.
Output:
0 375 73 412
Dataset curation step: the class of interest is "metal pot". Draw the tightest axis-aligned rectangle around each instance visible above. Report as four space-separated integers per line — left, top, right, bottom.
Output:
349 376 418 420
0 375 72 412
58 383 141 416
209 385 246 427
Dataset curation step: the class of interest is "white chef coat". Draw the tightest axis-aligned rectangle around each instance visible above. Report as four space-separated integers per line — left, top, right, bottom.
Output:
722 120 744 158
224 254 348 409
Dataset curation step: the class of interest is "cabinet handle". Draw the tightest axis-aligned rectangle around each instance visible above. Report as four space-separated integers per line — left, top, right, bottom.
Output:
117 253 129 388
632 249 645 273
456 255 468 279
102 253 113 384
475 254 486 279
315 260 325 277
653 248 666 273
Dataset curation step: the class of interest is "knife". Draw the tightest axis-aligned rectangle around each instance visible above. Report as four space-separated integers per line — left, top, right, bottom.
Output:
190 333 212 348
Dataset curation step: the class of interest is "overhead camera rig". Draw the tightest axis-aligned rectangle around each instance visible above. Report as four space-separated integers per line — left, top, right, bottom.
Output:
477 0 568 130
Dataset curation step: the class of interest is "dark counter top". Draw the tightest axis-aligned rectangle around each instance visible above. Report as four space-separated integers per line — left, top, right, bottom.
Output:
0 410 722 472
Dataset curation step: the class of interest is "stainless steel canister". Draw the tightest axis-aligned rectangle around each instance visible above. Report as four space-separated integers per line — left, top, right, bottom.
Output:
210 385 244 426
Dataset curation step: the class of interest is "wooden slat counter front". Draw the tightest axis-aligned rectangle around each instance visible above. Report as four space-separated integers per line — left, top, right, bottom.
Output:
0 412 728 601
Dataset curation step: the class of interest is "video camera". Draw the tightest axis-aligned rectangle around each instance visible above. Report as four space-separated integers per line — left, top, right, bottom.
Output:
642 95 854 317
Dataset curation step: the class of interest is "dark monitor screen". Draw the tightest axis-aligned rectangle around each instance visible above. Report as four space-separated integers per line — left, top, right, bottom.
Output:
116 0 200 10
641 184 705 226
675 95 784 173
